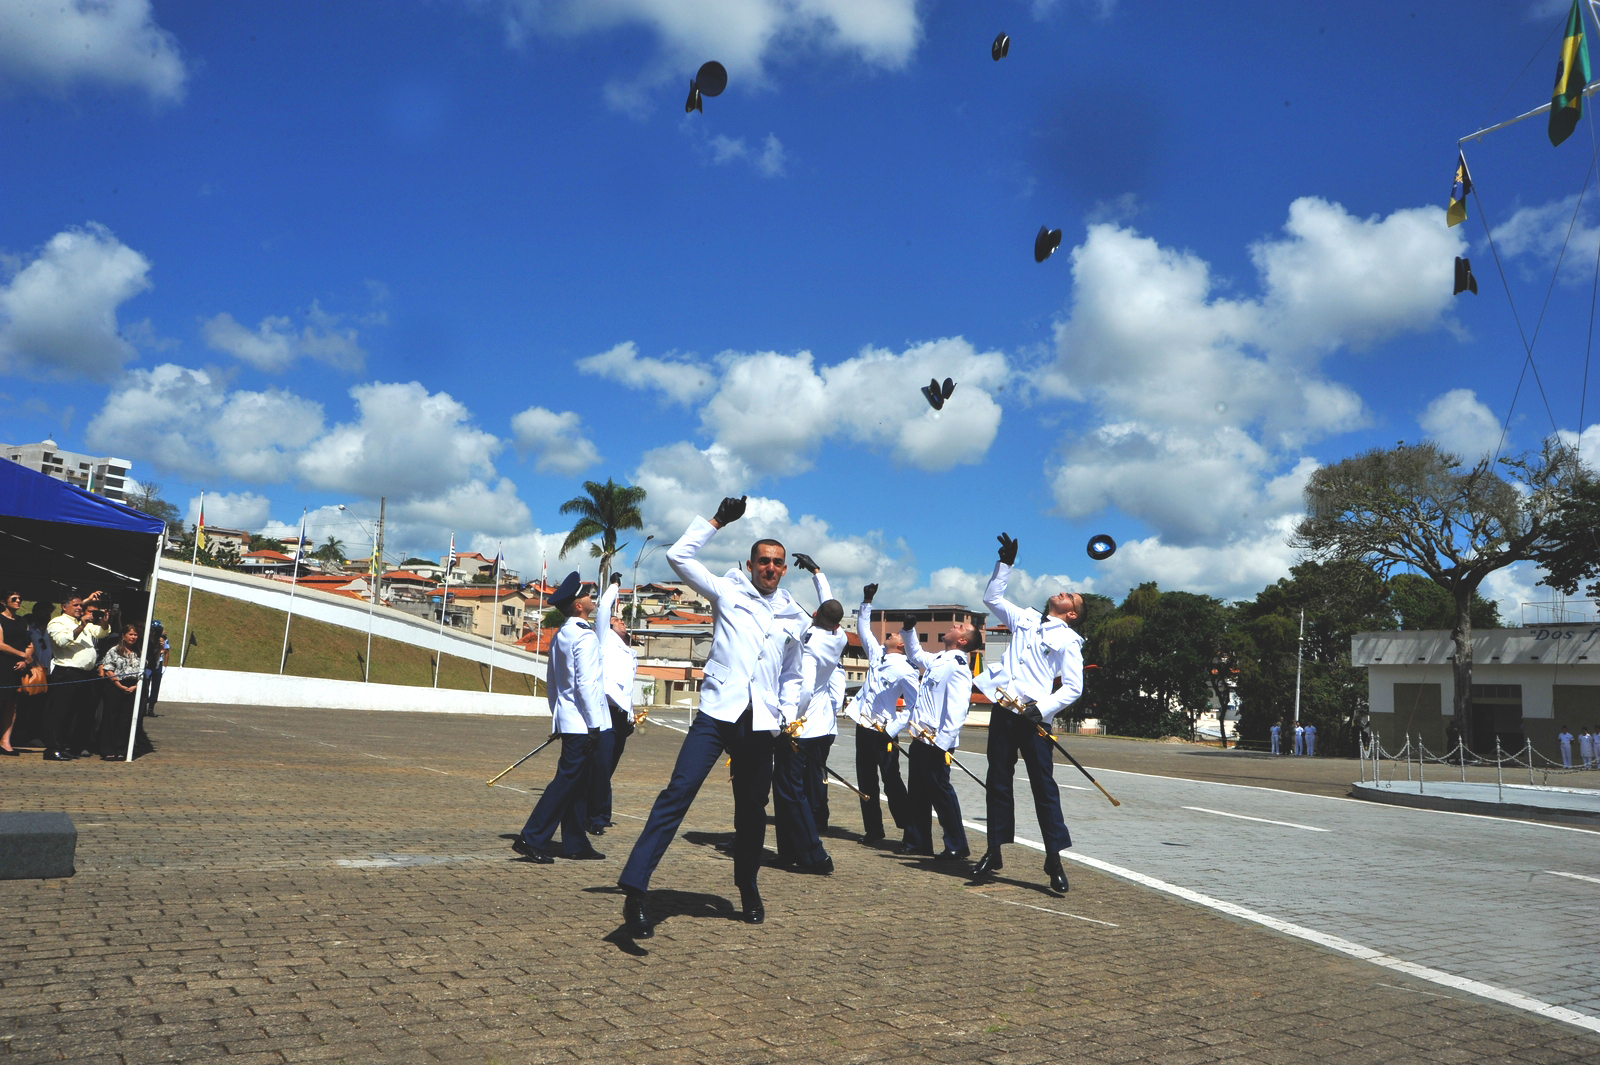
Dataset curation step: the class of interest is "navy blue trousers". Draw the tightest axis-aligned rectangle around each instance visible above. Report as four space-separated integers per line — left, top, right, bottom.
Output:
619 706 774 893
903 738 967 855
773 736 827 866
800 734 833 831
519 731 599 855
586 705 630 829
854 724 908 837
984 705 1072 854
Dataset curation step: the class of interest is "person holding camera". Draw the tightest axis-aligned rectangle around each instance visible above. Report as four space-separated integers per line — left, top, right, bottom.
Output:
44 591 110 761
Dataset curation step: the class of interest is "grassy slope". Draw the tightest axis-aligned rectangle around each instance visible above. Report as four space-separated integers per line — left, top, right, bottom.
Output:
154 585 543 697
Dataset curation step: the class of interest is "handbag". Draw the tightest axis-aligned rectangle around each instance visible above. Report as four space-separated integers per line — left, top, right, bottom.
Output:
20 664 47 697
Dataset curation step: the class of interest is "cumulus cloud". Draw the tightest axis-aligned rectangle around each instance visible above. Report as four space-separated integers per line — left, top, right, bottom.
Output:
510 405 601 475
1036 196 1463 583
577 340 718 404
0 0 186 102
187 491 272 533
202 301 368 373
0 223 152 381
705 131 787 177
496 0 921 113
1489 193 1600 283
296 381 502 500
1419 388 1503 462
86 364 325 481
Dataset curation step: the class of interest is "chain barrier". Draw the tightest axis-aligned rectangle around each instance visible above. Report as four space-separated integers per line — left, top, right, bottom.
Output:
1363 732 1600 789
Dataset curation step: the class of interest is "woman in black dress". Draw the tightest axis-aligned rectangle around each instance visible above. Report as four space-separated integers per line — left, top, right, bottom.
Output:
0 591 36 755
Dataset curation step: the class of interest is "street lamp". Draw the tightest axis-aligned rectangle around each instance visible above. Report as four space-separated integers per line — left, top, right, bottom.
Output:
630 535 662 627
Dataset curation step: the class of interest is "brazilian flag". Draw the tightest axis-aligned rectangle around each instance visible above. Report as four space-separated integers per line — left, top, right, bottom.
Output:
1550 0 1591 147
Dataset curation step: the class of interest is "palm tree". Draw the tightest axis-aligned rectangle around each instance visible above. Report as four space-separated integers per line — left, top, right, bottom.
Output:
558 479 646 586
313 535 346 563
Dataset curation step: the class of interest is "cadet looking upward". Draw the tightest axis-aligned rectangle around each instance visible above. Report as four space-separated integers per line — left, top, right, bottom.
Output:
898 613 977 861
852 585 917 844
617 496 806 937
586 575 638 835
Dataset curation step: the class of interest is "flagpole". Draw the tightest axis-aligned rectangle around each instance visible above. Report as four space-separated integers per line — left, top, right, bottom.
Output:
433 533 454 689
279 508 306 675
535 553 546 665
179 491 202 667
364 518 378 683
125 532 164 762
1458 79 1600 143
488 543 502 694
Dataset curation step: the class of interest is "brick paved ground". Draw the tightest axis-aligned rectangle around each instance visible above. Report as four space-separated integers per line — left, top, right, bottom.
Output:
3 704 1597 1063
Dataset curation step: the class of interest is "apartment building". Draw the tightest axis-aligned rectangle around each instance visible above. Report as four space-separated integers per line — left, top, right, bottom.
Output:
4 439 131 502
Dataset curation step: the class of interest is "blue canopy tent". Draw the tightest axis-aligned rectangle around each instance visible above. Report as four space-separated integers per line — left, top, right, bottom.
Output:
0 459 166 760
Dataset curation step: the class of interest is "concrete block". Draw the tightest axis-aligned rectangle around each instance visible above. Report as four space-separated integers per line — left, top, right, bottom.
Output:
0 811 77 880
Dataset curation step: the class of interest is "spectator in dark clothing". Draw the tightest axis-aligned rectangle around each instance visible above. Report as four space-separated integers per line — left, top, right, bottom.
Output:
143 620 168 717
0 591 34 755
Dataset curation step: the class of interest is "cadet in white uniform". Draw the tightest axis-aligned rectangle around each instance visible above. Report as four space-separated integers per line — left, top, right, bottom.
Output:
1304 723 1317 757
1293 723 1304 756
587 576 639 834
513 572 609 863
1581 729 1595 769
971 534 1079 892
852 586 918 843
772 554 845 873
898 614 978 860
1270 723 1280 755
618 497 805 936
1560 728 1574 767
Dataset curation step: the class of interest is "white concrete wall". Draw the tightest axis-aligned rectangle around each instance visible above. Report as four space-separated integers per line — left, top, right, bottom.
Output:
1367 663 1600 721
159 559 546 682
162 667 549 717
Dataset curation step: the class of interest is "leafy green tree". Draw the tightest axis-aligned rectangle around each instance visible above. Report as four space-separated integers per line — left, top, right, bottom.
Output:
1083 584 1225 739
558 478 646 586
1387 573 1501 630
1291 440 1580 748
127 481 182 536
312 535 346 564
1533 474 1600 600
249 534 287 553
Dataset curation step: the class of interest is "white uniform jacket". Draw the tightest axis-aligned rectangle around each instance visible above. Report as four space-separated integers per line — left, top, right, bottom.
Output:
855 601 919 735
595 582 639 721
974 561 1084 724
667 516 805 731
794 570 846 739
547 615 608 734
903 634 972 752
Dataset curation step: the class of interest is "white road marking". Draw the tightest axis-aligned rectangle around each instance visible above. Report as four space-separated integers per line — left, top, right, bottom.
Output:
417 766 448 775
961 819 1600 1035
1547 870 1600 886
490 783 528 795
967 892 1120 927
1182 806 1329 832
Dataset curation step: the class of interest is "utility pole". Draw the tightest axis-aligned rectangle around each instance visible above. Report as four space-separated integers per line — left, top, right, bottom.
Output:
1293 607 1305 726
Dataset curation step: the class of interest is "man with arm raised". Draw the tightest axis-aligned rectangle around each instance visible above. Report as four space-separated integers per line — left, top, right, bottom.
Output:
617 496 806 937
853 584 916 844
898 613 978 862
972 533 1081 893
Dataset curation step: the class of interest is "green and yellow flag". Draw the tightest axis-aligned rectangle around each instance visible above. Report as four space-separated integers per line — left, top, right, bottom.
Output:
1447 153 1472 227
1550 0 1591 147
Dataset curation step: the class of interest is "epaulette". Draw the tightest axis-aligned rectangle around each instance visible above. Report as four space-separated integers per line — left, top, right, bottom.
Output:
953 652 967 666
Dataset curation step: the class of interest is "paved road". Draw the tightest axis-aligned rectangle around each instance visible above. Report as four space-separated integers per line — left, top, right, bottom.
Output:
711 715 1600 1032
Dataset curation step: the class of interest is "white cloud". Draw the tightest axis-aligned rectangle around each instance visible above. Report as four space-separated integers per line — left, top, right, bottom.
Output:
576 340 718 404
187 491 272 533
0 0 186 102
1489 193 1600 283
1419 388 1502 462
510 405 601 475
385 477 533 541
0 223 152 381
704 131 787 176
85 363 325 481
1553 422 1600 468
296 381 503 500
698 337 1009 475
202 301 368 373
497 0 921 113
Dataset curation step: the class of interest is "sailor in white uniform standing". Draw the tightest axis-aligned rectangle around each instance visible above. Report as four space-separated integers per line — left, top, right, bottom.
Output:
898 614 978 861
853 584 918 844
971 533 1079 892
512 572 608 863
617 496 806 937
1270 722 1281 755
772 553 845 873
587 574 639 834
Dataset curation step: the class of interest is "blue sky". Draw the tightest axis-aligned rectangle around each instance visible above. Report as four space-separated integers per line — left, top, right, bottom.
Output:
1 0 1597 618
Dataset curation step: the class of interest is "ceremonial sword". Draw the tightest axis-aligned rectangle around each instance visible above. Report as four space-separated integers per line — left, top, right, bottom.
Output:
485 734 557 786
993 687 1121 807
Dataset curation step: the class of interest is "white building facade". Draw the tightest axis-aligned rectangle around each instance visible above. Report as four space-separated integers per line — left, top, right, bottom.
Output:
4 439 131 502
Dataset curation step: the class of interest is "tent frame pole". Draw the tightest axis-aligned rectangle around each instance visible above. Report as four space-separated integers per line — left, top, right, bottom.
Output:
124 533 164 762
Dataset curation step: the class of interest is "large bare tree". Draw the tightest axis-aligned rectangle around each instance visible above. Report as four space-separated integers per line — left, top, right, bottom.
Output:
1291 441 1582 748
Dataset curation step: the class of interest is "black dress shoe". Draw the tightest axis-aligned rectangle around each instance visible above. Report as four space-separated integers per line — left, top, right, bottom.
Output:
623 891 653 938
1045 854 1069 893
896 843 934 857
795 853 833 875
0 746 18 756
739 886 765 924
563 848 605 861
714 839 737 854
586 824 606 836
934 848 970 861
43 749 73 761
511 839 554 864
973 849 1004 877
859 831 884 845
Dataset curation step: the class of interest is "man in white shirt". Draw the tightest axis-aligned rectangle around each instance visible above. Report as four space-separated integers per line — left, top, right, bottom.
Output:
898 614 977 861
586 576 639 834
44 590 109 761
972 533 1080 892
1293 723 1304 756
852 585 917 844
1304 722 1317 757
772 553 845 874
1581 729 1595 770
1270 722 1280 755
1560 727 1575 768
618 496 806 937
512 572 609 864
